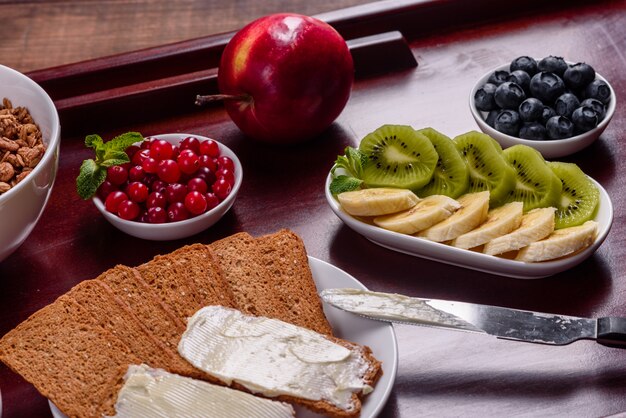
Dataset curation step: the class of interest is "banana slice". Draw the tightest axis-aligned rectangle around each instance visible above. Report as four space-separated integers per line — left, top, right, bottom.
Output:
483 207 556 255
416 191 490 242
515 220 598 262
337 188 419 217
373 195 461 235
451 201 523 249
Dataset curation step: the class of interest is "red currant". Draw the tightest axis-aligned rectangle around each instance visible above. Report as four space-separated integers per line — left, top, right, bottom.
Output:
195 166 217 185
147 206 168 223
132 148 151 166
146 191 167 209
151 179 167 194
97 180 117 201
215 168 235 186
105 191 128 213
205 193 220 210
140 139 152 149
217 156 234 171
198 154 217 171
165 183 187 203
177 149 200 175
171 145 180 160
212 178 232 200
184 191 208 215
142 157 159 174
180 136 201 154
167 202 190 222
128 165 145 182
187 177 208 194
150 139 174 161
138 209 150 223
107 165 128 185
117 200 140 221
199 139 220 157
158 159 181 183
127 182 149 203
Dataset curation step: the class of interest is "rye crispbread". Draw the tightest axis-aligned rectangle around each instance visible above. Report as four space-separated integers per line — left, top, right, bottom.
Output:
209 232 289 318
256 229 334 335
0 295 139 418
0 230 382 418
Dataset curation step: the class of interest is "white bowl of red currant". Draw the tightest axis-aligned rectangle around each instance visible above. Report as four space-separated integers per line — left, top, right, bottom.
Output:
470 55 616 158
92 133 242 240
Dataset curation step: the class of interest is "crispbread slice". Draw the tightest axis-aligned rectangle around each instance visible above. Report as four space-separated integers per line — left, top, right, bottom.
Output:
0 295 140 418
137 244 233 322
209 232 289 318
256 229 334 335
68 278 191 376
97 265 206 379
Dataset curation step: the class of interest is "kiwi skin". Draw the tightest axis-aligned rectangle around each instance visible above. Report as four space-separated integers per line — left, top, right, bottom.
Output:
359 124 438 190
453 131 516 207
414 128 469 198
548 161 599 229
502 145 562 212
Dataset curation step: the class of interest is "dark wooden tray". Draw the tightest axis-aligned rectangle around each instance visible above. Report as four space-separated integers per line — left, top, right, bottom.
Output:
2 0 625 416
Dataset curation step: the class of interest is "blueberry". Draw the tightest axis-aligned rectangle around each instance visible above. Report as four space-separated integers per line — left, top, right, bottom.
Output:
584 79 611 104
554 93 580 118
546 116 574 139
518 98 544 122
563 62 596 90
529 72 566 104
494 110 521 136
494 82 526 109
507 70 531 94
580 98 606 120
485 110 499 128
519 122 548 140
487 70 510 86
538 56 568 76
510 56 538 76
571 106 599 133
474 83 498 111
540 106 557 124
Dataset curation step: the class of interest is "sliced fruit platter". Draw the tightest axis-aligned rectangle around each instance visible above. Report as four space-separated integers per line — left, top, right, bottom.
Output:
326 126 612 278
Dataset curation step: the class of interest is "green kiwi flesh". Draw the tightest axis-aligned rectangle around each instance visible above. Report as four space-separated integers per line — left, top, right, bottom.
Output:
359 124 438 189
414 127 469 198
453 131 516 207
548 161 599 229
502 145 562 212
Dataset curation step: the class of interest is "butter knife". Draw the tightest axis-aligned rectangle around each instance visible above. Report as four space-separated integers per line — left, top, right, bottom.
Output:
320 288 626 348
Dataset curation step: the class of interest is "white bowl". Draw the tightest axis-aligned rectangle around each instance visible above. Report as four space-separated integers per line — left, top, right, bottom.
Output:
93 133 242 241
469 62 616 158
0 65 61 262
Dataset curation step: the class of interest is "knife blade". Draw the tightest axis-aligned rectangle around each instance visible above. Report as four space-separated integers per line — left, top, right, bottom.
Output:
320 288 626 348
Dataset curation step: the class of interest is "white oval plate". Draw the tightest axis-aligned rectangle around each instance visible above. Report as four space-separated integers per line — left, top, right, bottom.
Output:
51 256 398 418
325 173 613 279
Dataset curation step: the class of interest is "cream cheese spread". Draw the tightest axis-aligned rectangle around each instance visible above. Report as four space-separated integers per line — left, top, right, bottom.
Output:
178 306 373 412
107 364 295 418
320 288 482 332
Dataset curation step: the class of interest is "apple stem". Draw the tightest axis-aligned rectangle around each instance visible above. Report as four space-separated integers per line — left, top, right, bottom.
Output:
195 94 250 106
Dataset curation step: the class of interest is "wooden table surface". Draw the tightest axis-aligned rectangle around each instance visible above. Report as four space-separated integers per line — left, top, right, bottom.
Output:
1 0 626 417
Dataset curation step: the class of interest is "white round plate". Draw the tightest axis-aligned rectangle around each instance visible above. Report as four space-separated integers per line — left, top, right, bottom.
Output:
325 174 613 279
50 256 398 418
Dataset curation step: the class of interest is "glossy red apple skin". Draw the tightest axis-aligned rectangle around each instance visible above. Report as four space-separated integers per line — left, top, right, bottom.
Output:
218 13 354 144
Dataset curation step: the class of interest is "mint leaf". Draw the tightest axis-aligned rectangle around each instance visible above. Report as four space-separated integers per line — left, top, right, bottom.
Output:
85 134 103 149
331 147 366 179
102 132 143 153
76 159 107 200
329 175 363 195
100 149 130 167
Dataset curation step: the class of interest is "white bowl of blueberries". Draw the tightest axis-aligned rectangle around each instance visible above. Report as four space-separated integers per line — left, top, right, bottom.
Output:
470 55 616 158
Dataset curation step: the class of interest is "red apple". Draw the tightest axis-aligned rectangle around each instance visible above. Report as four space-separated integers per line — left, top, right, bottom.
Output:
210 13 354 144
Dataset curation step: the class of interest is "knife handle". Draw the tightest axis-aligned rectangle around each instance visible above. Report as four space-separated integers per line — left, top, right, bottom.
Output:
597 317 626 348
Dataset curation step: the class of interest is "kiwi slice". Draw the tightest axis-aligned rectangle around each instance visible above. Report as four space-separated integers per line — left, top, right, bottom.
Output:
548 161 599 229
359 124 438 189
453 131 516 207
414 128 469 198
502 145 562 211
